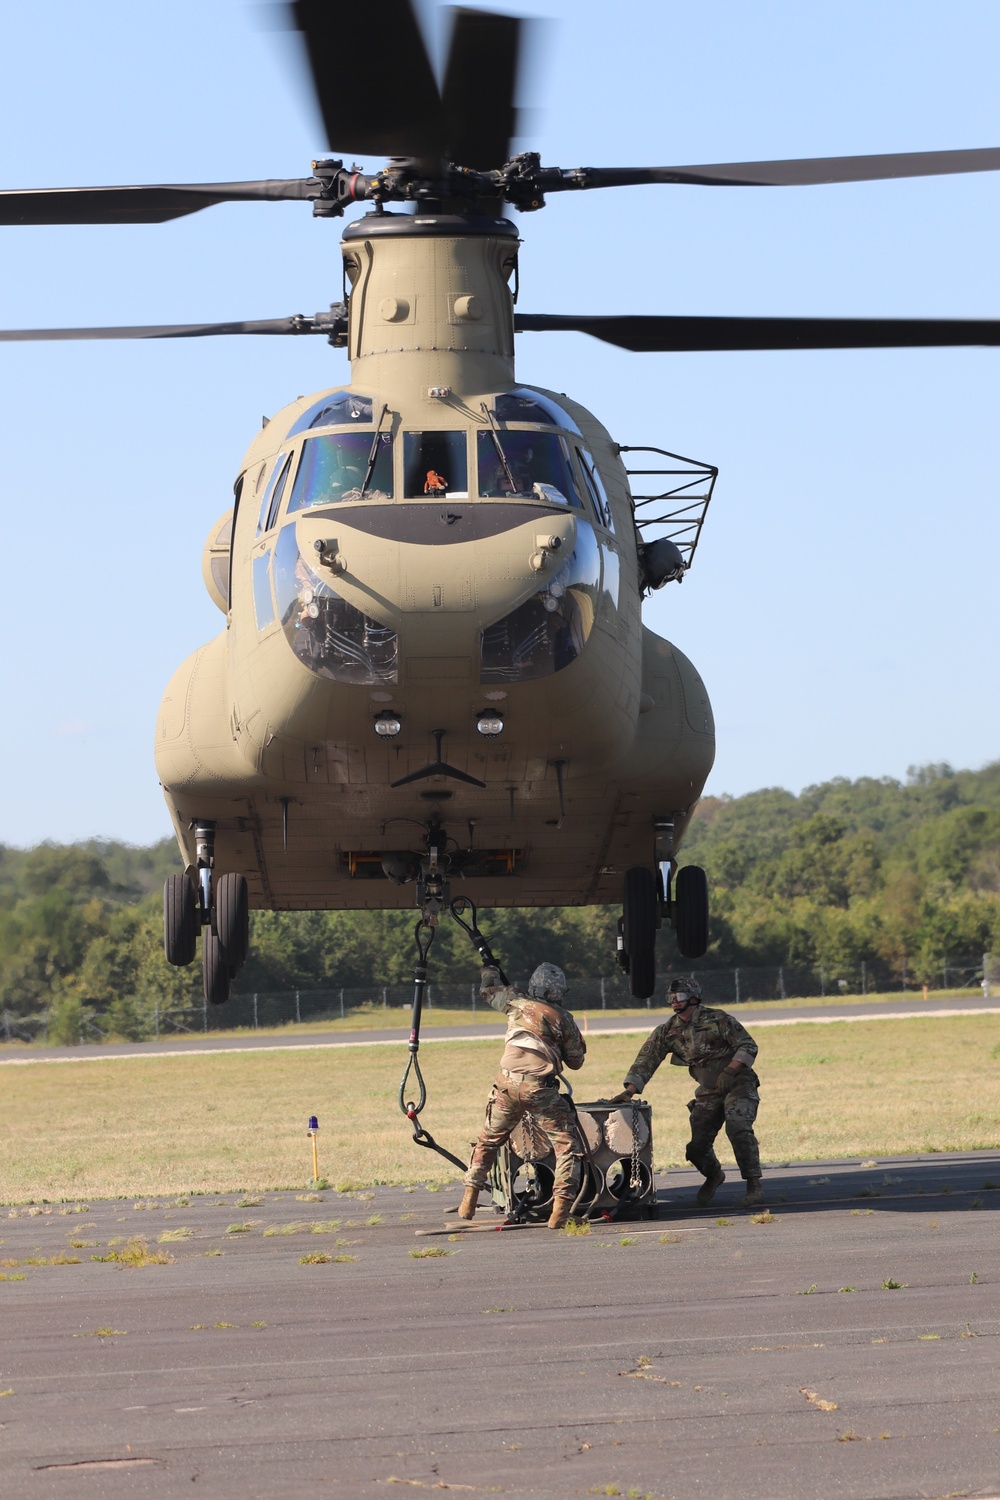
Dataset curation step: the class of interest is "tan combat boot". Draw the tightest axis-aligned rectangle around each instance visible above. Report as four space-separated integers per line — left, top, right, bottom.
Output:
742 1177 765 1208
547 1195 576 1231
458 1186 479 1220
695 1167 725 1206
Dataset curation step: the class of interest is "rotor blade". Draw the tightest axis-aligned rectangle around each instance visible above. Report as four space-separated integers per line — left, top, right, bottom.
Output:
0 180 317 226
288 0 444 162
552 147 1000 191
441 8 522 169
514 313 1000 352
0 316 331 341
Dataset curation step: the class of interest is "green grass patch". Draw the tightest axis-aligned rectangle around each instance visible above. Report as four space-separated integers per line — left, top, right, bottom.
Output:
0 1014 998 1200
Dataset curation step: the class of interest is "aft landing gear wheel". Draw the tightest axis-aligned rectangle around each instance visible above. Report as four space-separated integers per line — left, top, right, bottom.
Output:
163 875 197 967
202 929 231 1006
215 873 249 973
675 864 709 958
623 867 657 1000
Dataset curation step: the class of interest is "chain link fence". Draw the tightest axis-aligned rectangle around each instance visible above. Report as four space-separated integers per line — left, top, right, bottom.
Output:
5 953 994 1043
164 951 995 1034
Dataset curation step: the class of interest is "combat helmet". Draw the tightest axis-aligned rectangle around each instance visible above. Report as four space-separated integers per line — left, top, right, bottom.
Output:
668 974 702 1003
528 962 568 1004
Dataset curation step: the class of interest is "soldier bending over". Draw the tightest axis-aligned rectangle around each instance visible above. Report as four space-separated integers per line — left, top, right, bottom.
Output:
614 975 764 1207
459 962 586 1230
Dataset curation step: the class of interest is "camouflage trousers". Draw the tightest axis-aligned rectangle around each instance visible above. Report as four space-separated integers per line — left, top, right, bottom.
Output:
464 1072 583 1198
686 1081 761 1182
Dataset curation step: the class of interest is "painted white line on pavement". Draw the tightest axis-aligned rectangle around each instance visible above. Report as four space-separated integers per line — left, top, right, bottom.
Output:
1 1006 997 1066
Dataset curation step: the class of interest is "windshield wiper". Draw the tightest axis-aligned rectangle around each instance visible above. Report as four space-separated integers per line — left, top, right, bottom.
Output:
360 403 389 497
480 402 518 494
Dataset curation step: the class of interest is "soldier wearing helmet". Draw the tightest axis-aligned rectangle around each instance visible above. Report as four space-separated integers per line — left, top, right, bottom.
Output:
613 974 765 1207
459 960 586 1230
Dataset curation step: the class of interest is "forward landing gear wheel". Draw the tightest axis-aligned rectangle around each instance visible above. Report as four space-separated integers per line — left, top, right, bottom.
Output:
675 864 709 958
163 875 197 967
215 873 249 972
623 867 657 1000
203 929 231 1006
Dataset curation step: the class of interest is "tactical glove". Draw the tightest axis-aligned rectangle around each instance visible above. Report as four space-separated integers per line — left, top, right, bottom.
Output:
715 1068 739 1096
607 1088 636 1104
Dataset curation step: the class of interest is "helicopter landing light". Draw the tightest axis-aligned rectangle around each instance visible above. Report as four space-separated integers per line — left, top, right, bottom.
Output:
374 712 402 738
476 713 504 738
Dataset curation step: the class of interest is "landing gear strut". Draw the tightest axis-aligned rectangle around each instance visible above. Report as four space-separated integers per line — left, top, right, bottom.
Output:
162 818 250 1008
619 867 658 1000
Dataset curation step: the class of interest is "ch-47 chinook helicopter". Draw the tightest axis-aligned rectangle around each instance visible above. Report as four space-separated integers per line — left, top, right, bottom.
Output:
5 1 1000 1008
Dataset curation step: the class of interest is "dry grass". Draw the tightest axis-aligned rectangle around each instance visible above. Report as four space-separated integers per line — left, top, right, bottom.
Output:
0 1015 997 1201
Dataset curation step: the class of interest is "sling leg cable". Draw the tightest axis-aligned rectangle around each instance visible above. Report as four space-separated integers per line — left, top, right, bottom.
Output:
397 918 469 1175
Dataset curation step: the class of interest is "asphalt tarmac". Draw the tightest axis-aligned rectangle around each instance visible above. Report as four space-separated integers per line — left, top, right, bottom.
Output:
2 1151 999 1499
4 993 998 1065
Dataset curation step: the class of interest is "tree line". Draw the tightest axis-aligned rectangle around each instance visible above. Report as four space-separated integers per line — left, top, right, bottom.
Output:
1 759 996 1042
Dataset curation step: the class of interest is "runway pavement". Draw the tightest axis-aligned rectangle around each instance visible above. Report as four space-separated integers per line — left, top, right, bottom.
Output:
2 1151 999 1498
3 993 998 1066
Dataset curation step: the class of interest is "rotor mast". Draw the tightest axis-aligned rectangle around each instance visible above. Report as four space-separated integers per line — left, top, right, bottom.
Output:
341 212 519 403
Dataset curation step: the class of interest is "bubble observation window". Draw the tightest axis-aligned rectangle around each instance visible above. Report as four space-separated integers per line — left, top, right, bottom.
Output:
256 451 293 537
403 432 469 498
272 524 398 685
252 551 276 631
287 432 393 512
480 520 601 682
476 431 582 506
286 391 374 438
493 388 583 435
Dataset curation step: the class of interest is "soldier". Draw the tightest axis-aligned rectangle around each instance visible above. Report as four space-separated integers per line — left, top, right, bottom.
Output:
612 975 764 1207
459 961 587 1230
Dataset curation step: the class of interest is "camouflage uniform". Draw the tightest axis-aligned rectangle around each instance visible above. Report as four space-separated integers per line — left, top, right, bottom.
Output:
623 1005 761 1183
464 966 587 1197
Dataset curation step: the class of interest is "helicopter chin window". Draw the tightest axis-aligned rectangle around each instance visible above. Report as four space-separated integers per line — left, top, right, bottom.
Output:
286 391 374 437
272 524 398 685
480 521 601 683
403 432 469 499
287 432 393 511
476 431 582 507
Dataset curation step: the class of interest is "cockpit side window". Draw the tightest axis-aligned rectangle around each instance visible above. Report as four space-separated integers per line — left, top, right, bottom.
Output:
577 448 615 533
256 452 293 537
476 430 582 507
287 432 393 510
403 432 469 498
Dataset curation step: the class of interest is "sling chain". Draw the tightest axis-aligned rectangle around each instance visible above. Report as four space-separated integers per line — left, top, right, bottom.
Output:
630 1097 642 1193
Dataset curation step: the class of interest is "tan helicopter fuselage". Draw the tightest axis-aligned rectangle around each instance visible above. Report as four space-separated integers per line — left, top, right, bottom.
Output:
155 212 715 909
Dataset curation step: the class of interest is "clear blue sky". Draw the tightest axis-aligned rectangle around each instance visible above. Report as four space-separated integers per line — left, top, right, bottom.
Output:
1 1 998 846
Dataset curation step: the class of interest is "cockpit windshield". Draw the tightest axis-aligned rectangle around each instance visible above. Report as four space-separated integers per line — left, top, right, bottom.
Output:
287 391 373 437
287 432 393 511
494 388 583 434
476 430 582 507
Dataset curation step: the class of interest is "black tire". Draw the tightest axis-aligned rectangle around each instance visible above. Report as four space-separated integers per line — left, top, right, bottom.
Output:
163 874 197 967
623 866 657 1000
215 873 249 971
203 928 231 1006
675 864 709 958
